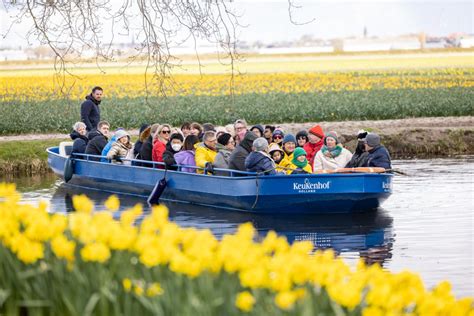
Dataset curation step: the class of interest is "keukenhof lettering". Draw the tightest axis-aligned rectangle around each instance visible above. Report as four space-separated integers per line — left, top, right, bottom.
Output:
293 179 331 193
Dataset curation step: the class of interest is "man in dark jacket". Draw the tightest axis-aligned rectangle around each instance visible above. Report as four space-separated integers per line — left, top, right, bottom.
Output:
364 133 392 170
81 86 103 132
85 121 110 160
228 131 257 173
245 138 276 175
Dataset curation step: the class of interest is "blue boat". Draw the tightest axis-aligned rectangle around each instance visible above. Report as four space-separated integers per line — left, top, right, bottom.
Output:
47 146 393 214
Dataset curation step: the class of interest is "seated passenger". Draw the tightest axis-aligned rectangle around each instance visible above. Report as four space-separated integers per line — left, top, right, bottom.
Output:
195 131 218 174
180 122 191 138
264 125 275 144
245 138 276 175
106 130 133 164
85 121 110 159
234 119 248 145
313 132 353 171
163 133 184 170
286 147 312 174
213 133 236 176
70 122 89 155
296 130 309 148
101 128 124 162
304 124 325 168
152 124 172 167
345 130 369 168
364 133 392 170
250 124 264 138
279 134 296 169
190 122 203 138
228 131 258 173
174 135 199 173
268 143 285 173
271 129 284 148
139 123 160 165
133 124 151 159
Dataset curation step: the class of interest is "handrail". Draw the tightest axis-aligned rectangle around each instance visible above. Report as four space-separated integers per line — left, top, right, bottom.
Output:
67 150 257 177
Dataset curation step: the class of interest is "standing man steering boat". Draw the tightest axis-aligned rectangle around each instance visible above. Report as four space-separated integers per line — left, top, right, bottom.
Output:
81 86 103 132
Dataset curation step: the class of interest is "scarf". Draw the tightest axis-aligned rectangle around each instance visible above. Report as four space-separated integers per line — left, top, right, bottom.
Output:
292 156 308 169
321 144 343 158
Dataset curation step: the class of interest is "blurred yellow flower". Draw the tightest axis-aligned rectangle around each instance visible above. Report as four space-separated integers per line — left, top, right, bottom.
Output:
104 195 120 212
235 291 255 312
72 194 94 214
122 278 132 292
80 242 111 263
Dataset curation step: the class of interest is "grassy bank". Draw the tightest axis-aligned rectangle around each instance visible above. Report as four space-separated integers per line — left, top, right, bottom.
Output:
1 129 473 176
0 139 66 175
1 87 473 135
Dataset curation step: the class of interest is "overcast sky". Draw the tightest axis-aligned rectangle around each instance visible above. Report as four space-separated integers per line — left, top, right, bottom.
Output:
1 1 472 48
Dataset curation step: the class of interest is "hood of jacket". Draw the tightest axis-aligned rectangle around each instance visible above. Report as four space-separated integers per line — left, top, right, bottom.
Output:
245 151 270 170
85 94 101 105
139 126 152 143
240 131 258 153
70 130 88 141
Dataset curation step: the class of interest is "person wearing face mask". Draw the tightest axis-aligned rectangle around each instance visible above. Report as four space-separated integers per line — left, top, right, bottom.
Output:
162 133 184 170
313 132 353 171
345 130 369 168
233 119 248 145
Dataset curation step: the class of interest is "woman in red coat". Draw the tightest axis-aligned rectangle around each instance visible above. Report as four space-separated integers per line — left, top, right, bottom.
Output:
303 124 325 169
152 124 172 166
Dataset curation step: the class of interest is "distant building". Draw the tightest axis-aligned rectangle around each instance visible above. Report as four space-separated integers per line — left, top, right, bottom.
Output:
337 36 421 52
459 36 474 48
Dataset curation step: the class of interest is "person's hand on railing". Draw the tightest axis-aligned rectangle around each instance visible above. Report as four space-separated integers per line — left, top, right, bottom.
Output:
204 162 214 175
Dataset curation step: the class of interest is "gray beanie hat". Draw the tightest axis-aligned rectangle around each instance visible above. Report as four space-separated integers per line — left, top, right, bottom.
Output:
114 129 130 141
365 133 381 147
253 137 268 152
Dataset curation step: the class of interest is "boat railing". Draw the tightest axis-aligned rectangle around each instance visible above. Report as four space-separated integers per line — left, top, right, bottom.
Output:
69 152 258 177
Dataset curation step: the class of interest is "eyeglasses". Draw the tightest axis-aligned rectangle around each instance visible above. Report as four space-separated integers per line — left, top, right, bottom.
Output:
274 136 283 139
235 126 246 131
161 130 171 134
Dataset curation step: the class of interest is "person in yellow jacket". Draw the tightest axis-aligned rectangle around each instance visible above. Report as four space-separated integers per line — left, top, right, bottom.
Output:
286 147 312 174
279 134 296 169
268 143 285 173
195 131 218 174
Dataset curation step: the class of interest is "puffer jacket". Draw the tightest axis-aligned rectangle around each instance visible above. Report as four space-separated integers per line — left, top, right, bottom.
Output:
195 143 217 174
313 147 353 171
228 132 258 173
162 142 181 170
244 151 276 175
106 141 133 164
174 150 196 173
366 145 392 170
279 152 294 170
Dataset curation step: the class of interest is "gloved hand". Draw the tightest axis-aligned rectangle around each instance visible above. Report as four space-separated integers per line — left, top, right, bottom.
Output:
204 162 214 175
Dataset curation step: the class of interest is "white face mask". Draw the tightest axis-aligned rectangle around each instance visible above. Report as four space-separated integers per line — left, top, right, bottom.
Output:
171 143 182 152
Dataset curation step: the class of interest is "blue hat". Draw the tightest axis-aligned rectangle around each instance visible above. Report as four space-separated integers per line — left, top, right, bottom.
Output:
282 134 296 144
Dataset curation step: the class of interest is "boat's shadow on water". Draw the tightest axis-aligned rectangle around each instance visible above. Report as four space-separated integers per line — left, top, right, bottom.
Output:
52 184 394 266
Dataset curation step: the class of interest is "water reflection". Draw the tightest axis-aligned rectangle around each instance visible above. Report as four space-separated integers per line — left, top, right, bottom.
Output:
50 183 394 266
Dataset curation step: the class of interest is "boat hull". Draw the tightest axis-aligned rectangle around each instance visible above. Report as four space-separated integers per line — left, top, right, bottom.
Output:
47 147 393 214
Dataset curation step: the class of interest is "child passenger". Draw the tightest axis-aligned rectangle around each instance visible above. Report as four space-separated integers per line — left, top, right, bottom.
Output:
286 147 312 174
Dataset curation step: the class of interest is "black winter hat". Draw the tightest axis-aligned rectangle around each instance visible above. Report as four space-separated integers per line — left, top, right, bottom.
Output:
217 133 232 146
170 133 184 142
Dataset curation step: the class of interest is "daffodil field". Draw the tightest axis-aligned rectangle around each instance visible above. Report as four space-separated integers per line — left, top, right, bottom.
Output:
0 183 473 315
1 67 473 134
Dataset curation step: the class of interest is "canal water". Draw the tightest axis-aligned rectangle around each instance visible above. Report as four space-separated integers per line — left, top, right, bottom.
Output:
2 157 473 297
